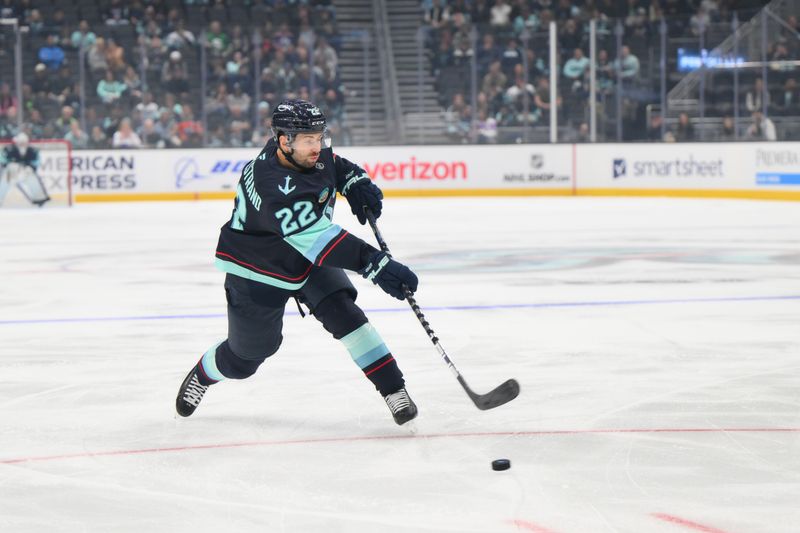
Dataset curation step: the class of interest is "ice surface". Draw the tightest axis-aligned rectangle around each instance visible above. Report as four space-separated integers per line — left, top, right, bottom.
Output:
1 197 799 532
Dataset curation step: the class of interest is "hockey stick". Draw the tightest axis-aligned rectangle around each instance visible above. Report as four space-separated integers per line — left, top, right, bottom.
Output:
365 209 520 410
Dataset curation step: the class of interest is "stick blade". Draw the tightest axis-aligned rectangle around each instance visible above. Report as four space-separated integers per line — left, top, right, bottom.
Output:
466 378 520 410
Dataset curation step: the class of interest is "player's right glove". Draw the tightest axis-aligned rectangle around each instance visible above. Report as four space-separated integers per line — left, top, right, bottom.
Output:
358 251 418 300
343 174 383 224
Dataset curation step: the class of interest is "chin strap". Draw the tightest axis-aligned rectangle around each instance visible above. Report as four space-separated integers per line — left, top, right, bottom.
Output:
278 139 310 171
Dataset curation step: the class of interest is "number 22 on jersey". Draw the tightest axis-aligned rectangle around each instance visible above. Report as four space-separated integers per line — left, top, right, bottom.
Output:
275 201 317 235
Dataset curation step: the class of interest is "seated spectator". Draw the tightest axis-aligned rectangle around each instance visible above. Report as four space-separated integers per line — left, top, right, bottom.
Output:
89 125 108 148
570 122 590 142
165 19 196 50
614 45 640 82
122 66 142 100
103 0 131 26
482 60 507 101
444 93 471 142
71 20 97 50
104 37 127 73
113 118 142 148
563 47 590 85
476 33 499 75
0 105 18 139
64 120 89 149
489 0 512 31
0 82 17 115
176 105 204 148
225 50 251 90
54 105 78 137
646 114 664 141
227 107 252 147
674 112 695 142
87 38 109 79
513 4 540 37
97 70 127 105
38 34 66 71
208 124 228 148
31 63 52 96
533 77 562 119
718 116 736 141
314 36 339 75
135 91 160 122
773 78 799 114
206 20 231 57
500 38 523 77
745 111 776 141
476 109 498 143
745 77 767 113
138 118 165 148
559 19 583 55
162 50 190 97
226 83 251 116
424 0 451 31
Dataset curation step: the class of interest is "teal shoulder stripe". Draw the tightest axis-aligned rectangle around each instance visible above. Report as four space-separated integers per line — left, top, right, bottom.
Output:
285 216 343 263
214 258 308 290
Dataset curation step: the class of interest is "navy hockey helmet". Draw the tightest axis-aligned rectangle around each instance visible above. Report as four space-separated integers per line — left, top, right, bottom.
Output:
271 99 327 141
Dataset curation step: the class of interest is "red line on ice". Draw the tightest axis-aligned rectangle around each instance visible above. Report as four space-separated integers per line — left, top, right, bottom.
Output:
508 518 561 533
652 513 732 533
2 427 798 465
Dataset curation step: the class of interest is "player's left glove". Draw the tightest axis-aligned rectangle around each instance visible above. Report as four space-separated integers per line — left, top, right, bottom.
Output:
358 251 418 300
343 174 383 225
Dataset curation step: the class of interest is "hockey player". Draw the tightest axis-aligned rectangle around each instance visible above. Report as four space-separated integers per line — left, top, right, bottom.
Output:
175 100 420 425
0 133 49 207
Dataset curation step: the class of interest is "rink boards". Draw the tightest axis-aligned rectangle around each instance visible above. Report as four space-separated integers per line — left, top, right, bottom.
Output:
41 142 800 202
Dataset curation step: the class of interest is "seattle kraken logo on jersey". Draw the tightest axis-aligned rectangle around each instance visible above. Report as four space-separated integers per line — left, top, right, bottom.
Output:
278 175 296 195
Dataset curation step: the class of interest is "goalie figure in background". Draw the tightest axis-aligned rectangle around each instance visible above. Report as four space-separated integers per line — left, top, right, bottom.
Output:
175 100 420 425
0 133 50 207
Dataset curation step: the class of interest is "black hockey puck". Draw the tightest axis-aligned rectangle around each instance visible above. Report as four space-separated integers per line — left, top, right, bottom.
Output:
491 459 511 471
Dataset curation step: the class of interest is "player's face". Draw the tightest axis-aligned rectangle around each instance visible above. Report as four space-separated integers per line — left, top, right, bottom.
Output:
290 133 324 168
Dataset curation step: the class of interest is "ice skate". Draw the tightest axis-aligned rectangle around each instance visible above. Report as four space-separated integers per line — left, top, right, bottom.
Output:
384 388 418 425
176 365 209 417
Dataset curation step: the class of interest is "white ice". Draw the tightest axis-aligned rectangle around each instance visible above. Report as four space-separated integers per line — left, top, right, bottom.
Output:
1 197 799 533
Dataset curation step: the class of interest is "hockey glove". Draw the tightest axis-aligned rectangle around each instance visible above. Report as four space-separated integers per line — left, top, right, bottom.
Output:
343 174 383 224
359 251 418 300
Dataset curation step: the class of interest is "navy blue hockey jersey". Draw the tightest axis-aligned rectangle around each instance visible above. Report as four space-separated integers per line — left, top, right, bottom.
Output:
215 139 378 290
0 145 40 170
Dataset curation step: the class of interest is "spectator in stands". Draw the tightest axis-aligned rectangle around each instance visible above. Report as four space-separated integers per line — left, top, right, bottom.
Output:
71 20 97 50
206 20 231 58
745 77 767 113
155 108 180 148
0 83 16 115
314 36 339 76
746 111 777 141
64 120 89 149
162 50 190 98
137 118 163 148
774 78 799 115
135 91 160 122
176 105 204 148
718 116 736 141
476 33 500 75
225 50 251 91
769 42 795 84
227 107 252 148
0 106 17 139
104 37 127 73
38 34 66 71
31 63 52 96
559 19 584 56
489 0 512 31
112 118 142 148
563 47 590 86
646 114 664 141
87 125 107 148
87 37 109 79
615 45 640 82
533 77 562 121
54 105 78 137
122 66 142 100
207 124 228 148
482 60 508 101
513 4 540 37
445 93 471 142
24 8 45 36
570 122 590 142
165 19 196 51
477 109 498 143
425 0 451 31
97 70 127 105
104 0 131 27
674 112 695 142
500 38 523 77
226 83 251 116
689 7 711 36
205 83 229 123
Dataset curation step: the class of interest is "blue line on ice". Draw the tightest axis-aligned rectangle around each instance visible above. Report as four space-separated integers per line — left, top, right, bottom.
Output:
1 295 798 326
